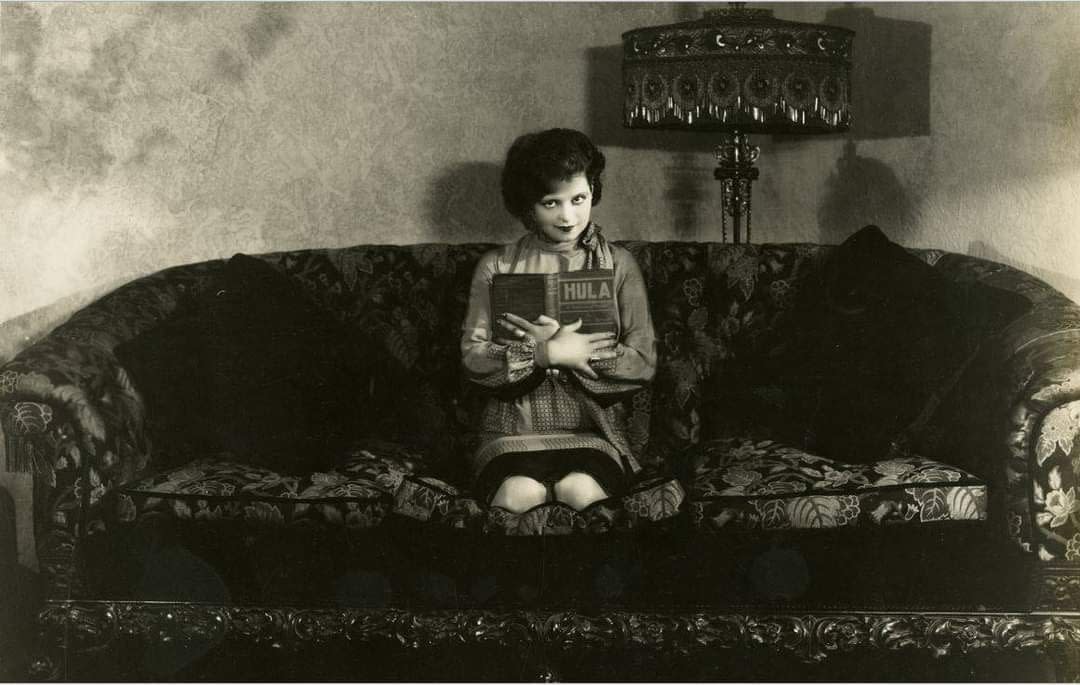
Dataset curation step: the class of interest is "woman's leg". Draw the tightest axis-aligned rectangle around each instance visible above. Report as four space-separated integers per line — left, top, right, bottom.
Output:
553 471 609 511
490 475 549 514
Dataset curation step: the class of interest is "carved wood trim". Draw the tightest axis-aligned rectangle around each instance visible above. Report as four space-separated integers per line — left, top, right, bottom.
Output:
1035 568 1080 611
36 601 1080 666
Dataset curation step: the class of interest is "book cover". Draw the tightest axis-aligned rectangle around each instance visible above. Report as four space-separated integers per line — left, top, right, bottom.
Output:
491 269 617 335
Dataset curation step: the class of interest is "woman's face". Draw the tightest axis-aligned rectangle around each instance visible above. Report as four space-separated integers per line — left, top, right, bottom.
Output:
528 172 592 245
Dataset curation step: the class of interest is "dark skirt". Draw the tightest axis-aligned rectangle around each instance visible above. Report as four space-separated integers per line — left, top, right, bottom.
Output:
475 448 627 505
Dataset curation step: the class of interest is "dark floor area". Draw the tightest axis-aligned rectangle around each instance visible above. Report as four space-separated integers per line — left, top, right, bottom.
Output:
1 513 1055 681
0 559 41 681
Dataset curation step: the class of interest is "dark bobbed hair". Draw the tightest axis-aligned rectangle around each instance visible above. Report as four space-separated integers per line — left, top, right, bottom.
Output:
500 128 605 221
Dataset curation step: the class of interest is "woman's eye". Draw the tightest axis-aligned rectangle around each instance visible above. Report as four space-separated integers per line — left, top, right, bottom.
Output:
541 200 557 209
572 195 588 204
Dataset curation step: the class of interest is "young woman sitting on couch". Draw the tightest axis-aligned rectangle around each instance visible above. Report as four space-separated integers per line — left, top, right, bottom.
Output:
460 128 657 514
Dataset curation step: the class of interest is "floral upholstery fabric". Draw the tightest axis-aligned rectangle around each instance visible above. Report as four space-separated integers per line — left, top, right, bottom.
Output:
689 437 987 531
110 440 423 530
654 242 825 447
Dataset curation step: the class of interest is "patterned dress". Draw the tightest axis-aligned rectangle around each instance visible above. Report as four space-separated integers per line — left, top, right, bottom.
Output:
460 224 657 498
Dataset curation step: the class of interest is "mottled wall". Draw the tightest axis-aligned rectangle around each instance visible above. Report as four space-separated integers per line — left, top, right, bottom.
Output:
2 2 1080 364
771 1 1080 295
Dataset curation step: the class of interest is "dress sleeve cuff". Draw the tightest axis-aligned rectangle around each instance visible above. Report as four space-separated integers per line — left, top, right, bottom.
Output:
505 338 538 382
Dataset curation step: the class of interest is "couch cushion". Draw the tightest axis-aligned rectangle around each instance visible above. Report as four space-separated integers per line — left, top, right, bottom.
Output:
109 440 685 535
731 226 1030 464
116 253 395 474
112 440 426 529
272 245 490 470
688 436 987 531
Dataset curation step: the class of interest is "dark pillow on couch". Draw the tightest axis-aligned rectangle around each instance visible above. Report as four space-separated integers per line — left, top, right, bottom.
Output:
117 254 381 474
747 225 1030 463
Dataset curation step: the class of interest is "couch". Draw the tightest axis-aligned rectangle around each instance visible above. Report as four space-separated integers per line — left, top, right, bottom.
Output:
3 230 1080 681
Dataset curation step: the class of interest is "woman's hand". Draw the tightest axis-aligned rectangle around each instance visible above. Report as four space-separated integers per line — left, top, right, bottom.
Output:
543 319 618 380
496 313 560 344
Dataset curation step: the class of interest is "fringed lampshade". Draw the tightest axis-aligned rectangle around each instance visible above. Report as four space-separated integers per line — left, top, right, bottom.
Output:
622 4 854 242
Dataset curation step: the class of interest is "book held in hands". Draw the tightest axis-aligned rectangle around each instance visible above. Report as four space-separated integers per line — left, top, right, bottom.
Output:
491 269 617 335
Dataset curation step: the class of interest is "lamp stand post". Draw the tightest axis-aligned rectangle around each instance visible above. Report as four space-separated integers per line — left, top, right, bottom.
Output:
714 131 760 244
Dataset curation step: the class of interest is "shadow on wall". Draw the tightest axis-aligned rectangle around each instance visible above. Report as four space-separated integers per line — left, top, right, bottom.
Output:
663 153 709 239
817 140 917 246
807 8 931 245
425 162 520 244
823 7 932 141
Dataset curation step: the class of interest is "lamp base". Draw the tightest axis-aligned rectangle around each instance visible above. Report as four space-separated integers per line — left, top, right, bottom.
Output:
714 131 759 244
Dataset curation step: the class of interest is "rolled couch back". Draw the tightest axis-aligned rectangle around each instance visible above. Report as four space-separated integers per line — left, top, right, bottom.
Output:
7 241 1066 485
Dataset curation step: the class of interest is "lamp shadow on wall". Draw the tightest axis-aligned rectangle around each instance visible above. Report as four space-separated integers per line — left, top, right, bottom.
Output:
809 7 932 245
816 140 919 246
425 162 520 244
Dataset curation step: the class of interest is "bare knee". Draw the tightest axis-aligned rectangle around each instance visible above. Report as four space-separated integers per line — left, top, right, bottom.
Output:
490 476 549 514
554 472 609 511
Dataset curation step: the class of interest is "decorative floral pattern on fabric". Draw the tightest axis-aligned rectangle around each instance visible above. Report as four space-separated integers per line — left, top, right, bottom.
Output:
112 440 426 529
1030 400 1080 560
688 437 987 530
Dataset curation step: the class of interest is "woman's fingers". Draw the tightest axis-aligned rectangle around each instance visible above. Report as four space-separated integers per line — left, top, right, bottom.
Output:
502 312 532 327
535 314 559 326
585 332 618 343
589 349 619 361
573 361 600 380
501 313 544 340
497 318 526 338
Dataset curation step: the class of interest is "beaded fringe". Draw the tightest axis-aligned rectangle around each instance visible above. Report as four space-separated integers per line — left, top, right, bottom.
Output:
626 98 847 128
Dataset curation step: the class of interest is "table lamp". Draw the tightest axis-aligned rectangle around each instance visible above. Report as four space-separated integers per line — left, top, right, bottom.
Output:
622 3 854 243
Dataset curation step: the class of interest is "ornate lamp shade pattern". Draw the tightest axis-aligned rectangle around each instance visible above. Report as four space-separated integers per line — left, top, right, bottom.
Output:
622 6 854 135
621 5 854 243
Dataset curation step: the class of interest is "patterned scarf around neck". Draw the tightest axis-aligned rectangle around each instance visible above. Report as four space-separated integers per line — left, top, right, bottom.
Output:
579 222 613 271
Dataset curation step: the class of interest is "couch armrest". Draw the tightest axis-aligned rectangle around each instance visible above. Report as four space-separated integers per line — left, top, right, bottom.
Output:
0 347 149 594
1 338 151 479
917 253 1080 564
1005 324 1080 563
0 262 220 594
974 295 1080 562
